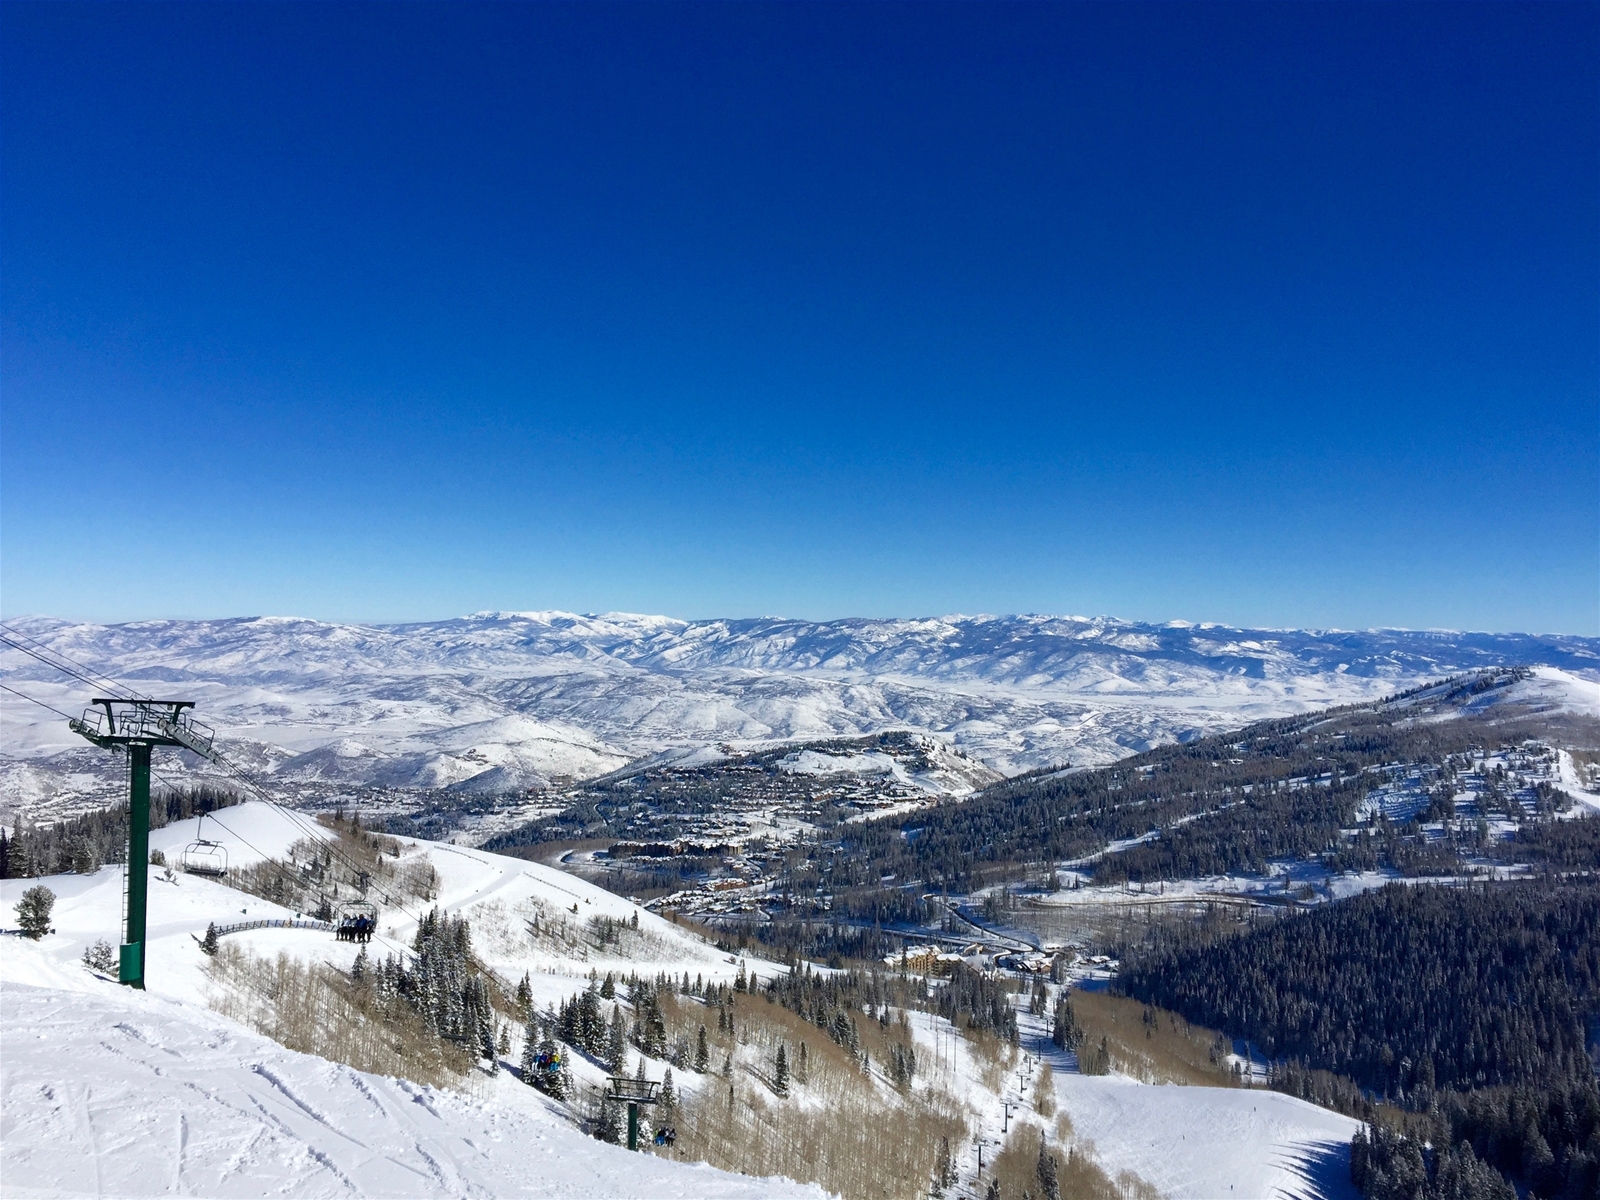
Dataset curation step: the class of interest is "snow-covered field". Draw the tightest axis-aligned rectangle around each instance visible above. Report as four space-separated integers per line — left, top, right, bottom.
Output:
5 612 1594 817
0 804 1374 1199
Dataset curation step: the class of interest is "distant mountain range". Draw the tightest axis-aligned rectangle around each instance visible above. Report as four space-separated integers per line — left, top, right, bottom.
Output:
3 612 1596 817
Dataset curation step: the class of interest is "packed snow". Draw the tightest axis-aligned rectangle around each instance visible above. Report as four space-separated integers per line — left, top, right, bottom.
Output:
1049 1070 1359 1200
1 951 821 1200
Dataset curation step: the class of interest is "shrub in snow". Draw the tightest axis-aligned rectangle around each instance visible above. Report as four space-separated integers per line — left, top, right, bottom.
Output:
82 938 116 974
15 885 55 939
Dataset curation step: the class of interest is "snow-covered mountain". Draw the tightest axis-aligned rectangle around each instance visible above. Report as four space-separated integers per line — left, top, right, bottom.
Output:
3 612 1596 818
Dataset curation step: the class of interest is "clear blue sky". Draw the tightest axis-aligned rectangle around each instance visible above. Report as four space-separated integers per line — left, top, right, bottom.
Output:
3 2 1595 632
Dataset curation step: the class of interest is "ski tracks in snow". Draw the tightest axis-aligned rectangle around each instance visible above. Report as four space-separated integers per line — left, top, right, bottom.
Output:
1 974 826 1199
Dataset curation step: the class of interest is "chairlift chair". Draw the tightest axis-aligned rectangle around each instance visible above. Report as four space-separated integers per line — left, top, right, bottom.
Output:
180 814 230 877
335 899 378 942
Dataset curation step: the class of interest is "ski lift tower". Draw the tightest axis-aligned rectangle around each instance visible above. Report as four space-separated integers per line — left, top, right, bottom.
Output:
607 1076 661 1151
70 699 216 989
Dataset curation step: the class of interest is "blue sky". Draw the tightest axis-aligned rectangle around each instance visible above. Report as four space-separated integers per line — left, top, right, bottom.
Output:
3 2 1595 632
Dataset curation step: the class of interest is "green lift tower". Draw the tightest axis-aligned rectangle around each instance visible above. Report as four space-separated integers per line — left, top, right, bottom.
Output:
70 698 216 989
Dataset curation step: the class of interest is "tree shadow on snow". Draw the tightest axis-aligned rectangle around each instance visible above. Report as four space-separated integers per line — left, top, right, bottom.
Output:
1275 1138 1359 1200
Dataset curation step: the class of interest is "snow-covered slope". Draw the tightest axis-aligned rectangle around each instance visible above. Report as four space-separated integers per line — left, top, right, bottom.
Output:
4 612 1595 817
0 967 821 1200
0 808 820 1199
1050 1069 1359 1200
3 802 782 1003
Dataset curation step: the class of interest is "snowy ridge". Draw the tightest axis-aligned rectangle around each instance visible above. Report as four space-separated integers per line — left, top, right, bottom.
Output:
3 612 1595 817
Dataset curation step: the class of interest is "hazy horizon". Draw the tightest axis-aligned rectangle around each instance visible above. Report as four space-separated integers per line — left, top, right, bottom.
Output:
8 607 1600 641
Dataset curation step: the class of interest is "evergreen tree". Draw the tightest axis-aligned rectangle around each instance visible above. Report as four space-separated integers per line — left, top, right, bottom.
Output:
985 1180 1000 1200
15 885 54 939
641 993 667 1057
350 943 367 980
543 1050 569 1101
657 1067 677 1127
594 1093 622 1144
933 1136 955 1196
1036 1141 1060 1200
774 1044 789 1097
201 922 220 957
515 972 532 1016
520 1013 539 1081
607 1005 628 1072
796 1041 809 1083
601 972 615 999
8 817 30 879
694 1025 709 1073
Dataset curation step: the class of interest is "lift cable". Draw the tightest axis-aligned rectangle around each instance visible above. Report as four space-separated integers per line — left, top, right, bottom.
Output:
0 681 78 721
0 626 144 701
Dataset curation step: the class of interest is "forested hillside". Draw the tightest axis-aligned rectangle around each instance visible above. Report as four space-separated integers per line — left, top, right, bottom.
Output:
1120 881 1600 1200
1122 881 1599 1096
823 671 1594 899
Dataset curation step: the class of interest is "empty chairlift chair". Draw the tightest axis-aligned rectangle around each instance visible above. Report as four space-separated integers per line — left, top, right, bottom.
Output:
180 814 229 878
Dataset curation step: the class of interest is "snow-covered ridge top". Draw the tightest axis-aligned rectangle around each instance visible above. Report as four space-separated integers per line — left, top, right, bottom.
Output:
10 611 1597 687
